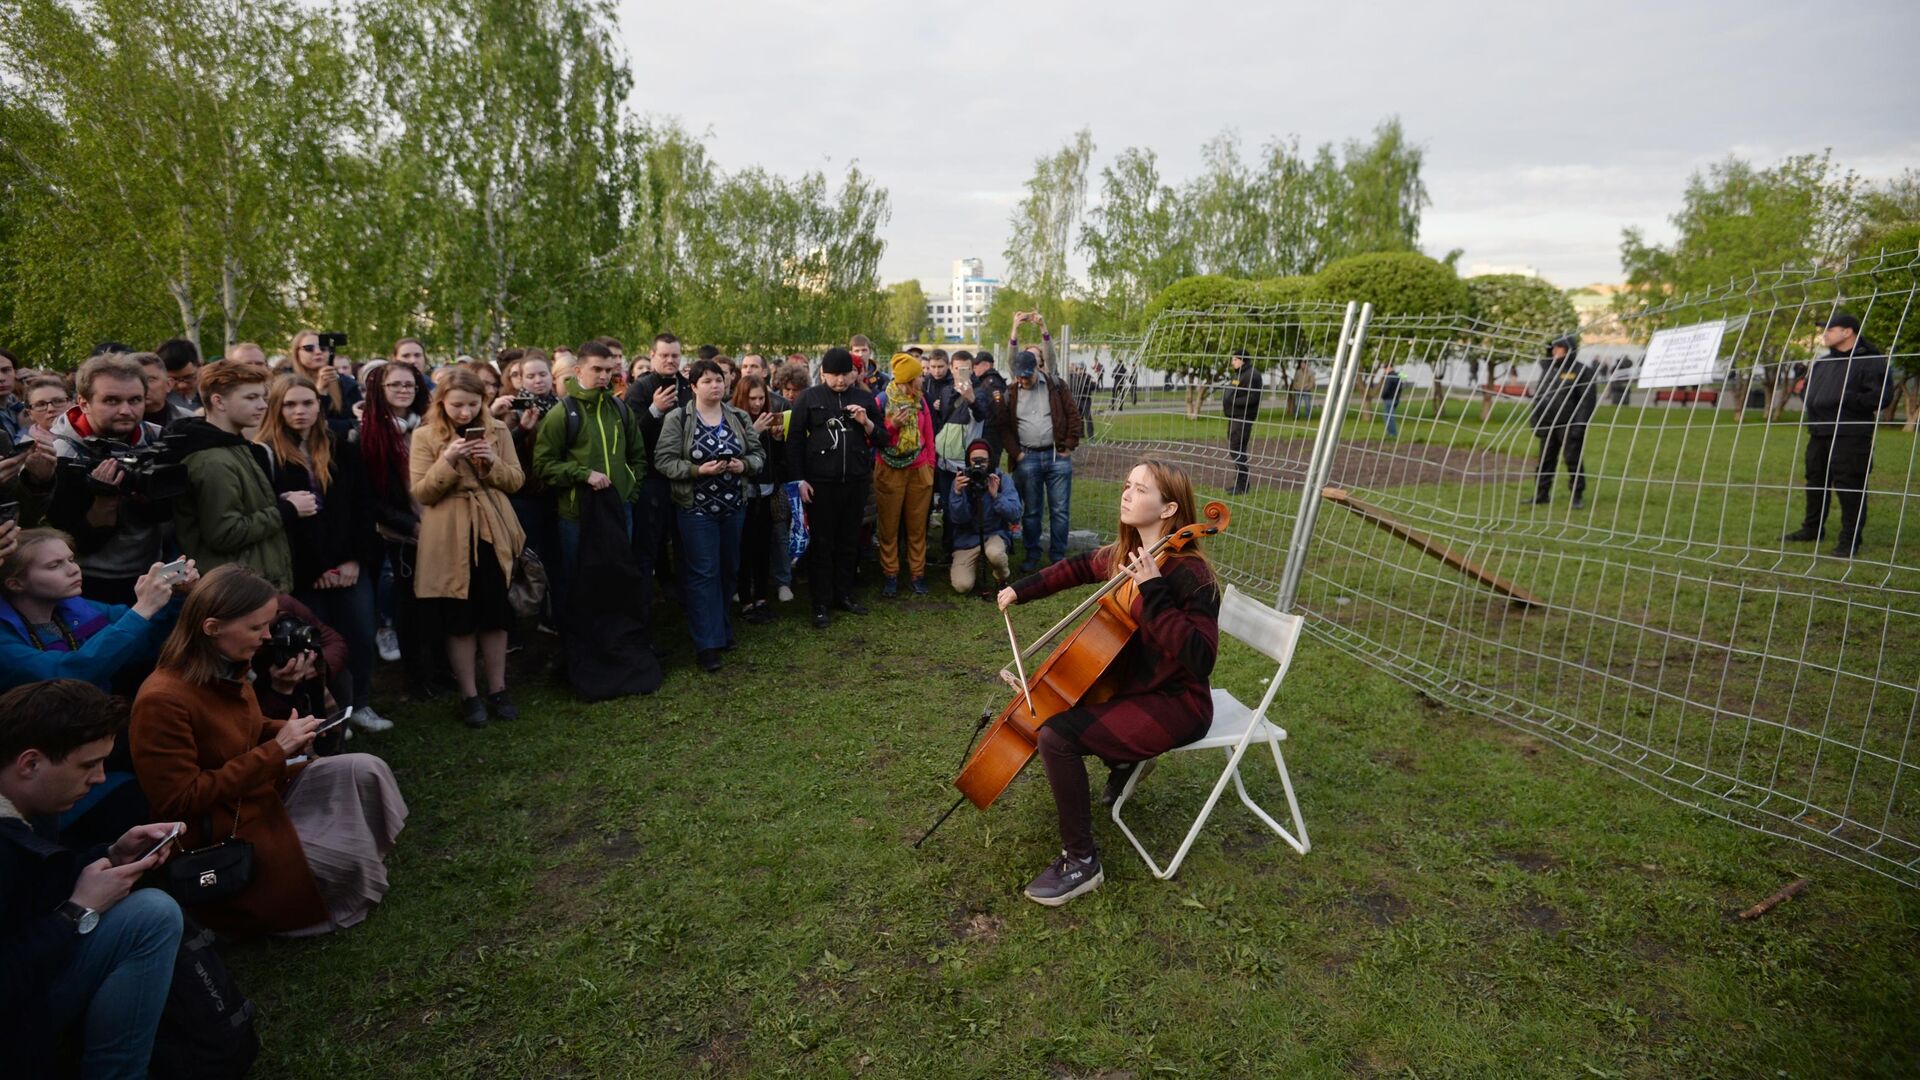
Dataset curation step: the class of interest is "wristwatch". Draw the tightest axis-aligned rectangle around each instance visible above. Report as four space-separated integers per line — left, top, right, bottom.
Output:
57 901 99 935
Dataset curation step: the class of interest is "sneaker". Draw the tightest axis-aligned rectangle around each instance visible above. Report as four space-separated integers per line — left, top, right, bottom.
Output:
458 696 488 729
1782 527 1823 543
376 626 401 662
350 705 395 733
487 690 519 721
911 576 928 596
778 585 795 603
1022 850 1104 907
1100 759 1155 806
881 575 898 598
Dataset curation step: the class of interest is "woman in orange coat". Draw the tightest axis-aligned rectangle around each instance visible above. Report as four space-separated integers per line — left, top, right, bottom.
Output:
130 565 407 938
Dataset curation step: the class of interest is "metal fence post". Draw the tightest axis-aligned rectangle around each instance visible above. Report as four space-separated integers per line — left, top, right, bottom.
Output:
1275 301 1373 611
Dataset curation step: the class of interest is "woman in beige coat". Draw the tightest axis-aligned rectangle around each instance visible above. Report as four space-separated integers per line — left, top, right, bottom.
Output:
410 367 525 728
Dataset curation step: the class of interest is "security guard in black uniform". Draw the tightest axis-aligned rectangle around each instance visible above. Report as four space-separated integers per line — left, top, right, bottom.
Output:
1784 312 1892 557
1529 334 1597 508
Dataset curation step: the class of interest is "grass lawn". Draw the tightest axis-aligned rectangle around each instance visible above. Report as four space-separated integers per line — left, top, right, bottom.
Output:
226 582 1920 1078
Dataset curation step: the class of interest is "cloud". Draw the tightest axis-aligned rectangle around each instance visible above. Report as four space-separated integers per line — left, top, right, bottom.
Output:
614 0 1920 294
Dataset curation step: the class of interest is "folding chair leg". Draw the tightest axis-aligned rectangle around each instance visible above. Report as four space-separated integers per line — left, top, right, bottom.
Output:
1111 736 1262 880
1232 733 1309 854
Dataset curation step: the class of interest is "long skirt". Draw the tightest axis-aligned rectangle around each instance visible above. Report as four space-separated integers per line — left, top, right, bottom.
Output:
278 753 409 937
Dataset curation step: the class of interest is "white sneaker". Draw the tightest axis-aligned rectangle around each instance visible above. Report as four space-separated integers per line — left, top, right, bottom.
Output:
376 627 401 662
350 706 395 733
777 586 794 603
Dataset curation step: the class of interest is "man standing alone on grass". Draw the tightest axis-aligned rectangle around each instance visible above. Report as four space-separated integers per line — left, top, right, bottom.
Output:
1528 335 1596 510
1222 349 1263 494
1783 312 1892 558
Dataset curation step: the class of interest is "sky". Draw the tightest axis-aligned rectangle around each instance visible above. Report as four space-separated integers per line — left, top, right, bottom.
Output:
618 0 1920 293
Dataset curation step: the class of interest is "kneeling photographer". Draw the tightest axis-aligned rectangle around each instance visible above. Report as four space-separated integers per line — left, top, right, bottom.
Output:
946 439 1021 597
251 595 351 753
42 354 181 605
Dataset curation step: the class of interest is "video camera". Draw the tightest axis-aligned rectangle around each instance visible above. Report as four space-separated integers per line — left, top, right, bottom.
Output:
58 434 189 501
512 391 558 413
260 614 323 670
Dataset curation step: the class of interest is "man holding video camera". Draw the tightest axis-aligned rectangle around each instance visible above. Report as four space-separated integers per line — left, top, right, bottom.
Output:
41 355 176 606
946 439 1021 596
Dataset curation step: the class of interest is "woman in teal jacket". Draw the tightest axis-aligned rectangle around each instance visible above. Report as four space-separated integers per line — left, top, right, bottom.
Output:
0 528 193 693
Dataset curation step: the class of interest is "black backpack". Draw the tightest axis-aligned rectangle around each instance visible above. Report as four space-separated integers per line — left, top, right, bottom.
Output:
148 916 260 1080
561 393 631 452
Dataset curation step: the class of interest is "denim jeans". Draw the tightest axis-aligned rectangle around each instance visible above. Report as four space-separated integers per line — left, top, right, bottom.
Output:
1382 397 1400 437
678 508 743 651
1015 450 1074 567
47 887 183 1080
296 577 377 709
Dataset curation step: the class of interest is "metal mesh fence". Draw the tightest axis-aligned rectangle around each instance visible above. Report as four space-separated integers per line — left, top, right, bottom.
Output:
1056 250 1920 887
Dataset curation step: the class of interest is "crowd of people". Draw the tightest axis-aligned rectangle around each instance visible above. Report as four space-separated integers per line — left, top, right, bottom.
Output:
0 313 1085 1076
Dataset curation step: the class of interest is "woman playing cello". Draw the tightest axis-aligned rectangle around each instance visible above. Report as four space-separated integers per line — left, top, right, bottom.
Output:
996 459 1220 905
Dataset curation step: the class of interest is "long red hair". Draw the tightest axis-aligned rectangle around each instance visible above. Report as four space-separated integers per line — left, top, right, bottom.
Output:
1101 458 1210 575
360 361 425 499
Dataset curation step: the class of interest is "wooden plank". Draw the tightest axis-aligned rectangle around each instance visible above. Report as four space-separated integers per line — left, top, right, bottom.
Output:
1321 487 1543 608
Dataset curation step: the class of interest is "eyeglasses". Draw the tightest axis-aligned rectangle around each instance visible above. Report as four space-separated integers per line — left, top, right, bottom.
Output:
29 397 70 412
299 344 323 353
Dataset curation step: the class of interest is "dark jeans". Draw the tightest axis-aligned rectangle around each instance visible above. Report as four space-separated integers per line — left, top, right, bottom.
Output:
637 473 676 593
805 477 869 611
1015 450 1074 566
47 888 182 1080
678 508 743 651
1226 415 1254 488
295 577 377 709
1535 424 1587 500
1802 433 1873 541
740 494 774 606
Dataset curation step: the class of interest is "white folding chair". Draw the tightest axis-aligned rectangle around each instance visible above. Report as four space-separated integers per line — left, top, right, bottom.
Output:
1110 585 1310 879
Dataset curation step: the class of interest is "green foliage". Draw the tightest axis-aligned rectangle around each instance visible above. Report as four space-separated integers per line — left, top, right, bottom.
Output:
1312 251 1469 320
0 0 891 362
1465 274 1579 346
1840 223 1920 376
1004 128 1095 320
881 279 929 350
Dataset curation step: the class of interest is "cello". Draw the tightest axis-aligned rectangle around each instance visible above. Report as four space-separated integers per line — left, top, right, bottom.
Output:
951 500 1231 811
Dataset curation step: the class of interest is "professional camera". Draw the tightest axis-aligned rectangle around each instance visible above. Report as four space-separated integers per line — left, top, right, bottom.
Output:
58 434 189 501
260 614 322 670
512 391 558 413
963 463 994 491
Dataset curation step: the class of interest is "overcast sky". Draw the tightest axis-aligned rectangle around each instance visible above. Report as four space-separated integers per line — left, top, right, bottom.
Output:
618 0 1919 293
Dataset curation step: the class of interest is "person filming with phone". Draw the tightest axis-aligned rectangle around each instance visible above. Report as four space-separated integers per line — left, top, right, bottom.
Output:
0 529 197 695
130 565 407 940
2 678 188 1080
654 359 763 673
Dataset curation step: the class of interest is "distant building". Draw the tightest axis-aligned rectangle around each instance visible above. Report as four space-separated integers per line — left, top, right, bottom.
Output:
1568 283 1632 344
926 258 1000 343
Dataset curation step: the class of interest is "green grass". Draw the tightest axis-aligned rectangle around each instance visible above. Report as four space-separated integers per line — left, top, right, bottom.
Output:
226 587 1920 1078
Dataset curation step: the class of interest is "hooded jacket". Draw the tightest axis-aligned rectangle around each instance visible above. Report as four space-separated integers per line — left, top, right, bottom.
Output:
0 593 178 693
1802 337 1892 438
170 418 295 590
534 380 648 521
43 407 171 582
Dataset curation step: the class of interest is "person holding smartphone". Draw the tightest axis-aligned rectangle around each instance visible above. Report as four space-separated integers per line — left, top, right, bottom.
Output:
410 369 525 728
0 528 196 695
130 565 407 939
1 678 187 1080
654 359 763 673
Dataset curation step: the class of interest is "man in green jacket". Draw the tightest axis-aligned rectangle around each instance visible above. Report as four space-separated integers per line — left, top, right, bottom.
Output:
170 360 295 591
533 340 648 586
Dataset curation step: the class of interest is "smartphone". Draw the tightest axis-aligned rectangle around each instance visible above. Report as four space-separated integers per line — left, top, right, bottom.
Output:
462 425 486 439
139 823 184 862
0 501 18 527
0 438 31 459
315 706 353 737
154 556 189 582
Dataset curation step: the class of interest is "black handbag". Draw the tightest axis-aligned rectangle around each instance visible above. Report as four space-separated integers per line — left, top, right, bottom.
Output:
164 810 255 906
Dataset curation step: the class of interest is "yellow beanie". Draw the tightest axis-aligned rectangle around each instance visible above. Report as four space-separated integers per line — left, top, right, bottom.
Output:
891 352 923 386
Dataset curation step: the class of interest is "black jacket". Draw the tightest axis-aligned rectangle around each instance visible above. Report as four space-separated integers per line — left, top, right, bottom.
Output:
625 371 694 459
2 814 110 1079
925 374 958 429
264 437 383 590
1530 354 1597 435
968 370 1010 428
786 383 884 483
1802 338 1891 438
1223 364 1264 420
